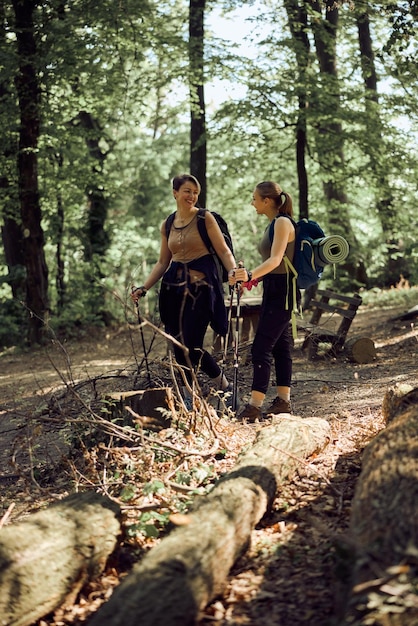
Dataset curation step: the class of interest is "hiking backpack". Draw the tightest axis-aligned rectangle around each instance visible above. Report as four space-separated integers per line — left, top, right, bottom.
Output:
165 208 234 283
269 215 326 290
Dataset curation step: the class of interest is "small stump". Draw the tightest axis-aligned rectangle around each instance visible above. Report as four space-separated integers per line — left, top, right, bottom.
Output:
344 336 376 364
106 387 175 431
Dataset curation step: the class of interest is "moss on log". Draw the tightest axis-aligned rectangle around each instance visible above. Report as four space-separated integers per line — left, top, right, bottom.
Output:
0 492 121 626
89 415 331 626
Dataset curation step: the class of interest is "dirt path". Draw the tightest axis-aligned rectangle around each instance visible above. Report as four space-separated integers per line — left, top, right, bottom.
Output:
1 302 414 408
0 301 417 626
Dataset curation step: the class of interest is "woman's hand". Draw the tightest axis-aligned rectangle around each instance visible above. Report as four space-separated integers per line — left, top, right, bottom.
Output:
131 286 147 303
228 267 249 286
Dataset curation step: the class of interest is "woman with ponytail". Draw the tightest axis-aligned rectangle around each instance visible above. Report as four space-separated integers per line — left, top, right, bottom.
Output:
229 181 300 422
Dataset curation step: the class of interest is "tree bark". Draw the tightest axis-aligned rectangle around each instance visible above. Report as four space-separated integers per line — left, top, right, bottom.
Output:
89 415 331 626
12 0 49 344
355 2 407 287
284 0 310 219
339 388 418 625
308 0 364 287
189 0 207 207
0 492 121 626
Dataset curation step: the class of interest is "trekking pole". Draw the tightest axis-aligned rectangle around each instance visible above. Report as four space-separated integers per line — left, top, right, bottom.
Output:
232 262 243 412
223 286 235 370
215 285 234 412
131 286 152 388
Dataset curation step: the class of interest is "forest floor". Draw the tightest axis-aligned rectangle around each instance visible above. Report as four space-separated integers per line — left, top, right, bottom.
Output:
0 292 417 626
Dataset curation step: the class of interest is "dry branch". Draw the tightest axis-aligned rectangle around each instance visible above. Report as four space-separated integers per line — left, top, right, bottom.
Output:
0 492 121 626
89 414 331 626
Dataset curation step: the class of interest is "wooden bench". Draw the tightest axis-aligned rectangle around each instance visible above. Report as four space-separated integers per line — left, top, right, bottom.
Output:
212 289 363 362
299 289 362 359
212 294 262 353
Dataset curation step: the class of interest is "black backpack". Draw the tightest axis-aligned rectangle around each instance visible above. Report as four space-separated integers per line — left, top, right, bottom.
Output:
165 208 234 283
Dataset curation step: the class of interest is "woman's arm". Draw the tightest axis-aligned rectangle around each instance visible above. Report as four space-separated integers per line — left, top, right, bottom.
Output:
205 211 237 272
230 216 294 284
132 220 172 300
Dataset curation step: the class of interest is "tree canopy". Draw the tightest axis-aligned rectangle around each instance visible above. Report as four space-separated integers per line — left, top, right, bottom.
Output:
0 0 417 345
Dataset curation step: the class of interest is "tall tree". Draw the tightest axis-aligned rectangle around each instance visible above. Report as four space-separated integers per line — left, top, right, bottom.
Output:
0 1 24 301
308 0 365 285
355 1 411 285
74 111 110 262
12 0 49 344
189 0 207 205
283 0 310 219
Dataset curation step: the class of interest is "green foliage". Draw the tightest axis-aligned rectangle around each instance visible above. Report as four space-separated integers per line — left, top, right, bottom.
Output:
1 0 418 345
0 299 26 348
143 479 166 496
126 510 172 539
360 284 418 310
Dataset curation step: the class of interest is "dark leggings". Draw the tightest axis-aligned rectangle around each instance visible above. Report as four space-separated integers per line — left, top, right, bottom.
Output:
164 283 221 382
250 276 293 394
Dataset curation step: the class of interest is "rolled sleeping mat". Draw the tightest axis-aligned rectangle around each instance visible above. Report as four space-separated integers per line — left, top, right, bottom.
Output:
313 235 350 266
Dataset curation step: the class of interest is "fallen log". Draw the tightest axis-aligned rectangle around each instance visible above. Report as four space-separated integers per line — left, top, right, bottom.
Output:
89 414 331 626
339 387 418 625
389 304 418 321
0 492 121 626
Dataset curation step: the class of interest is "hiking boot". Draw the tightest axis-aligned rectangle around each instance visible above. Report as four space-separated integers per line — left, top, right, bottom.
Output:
237 403 262 423
264 396 292 415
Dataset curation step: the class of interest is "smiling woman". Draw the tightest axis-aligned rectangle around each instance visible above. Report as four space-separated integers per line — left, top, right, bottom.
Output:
131 174 237 409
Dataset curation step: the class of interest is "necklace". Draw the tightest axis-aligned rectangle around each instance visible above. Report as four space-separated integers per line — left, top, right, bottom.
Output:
173 210 197 229
172 214 197 246
173 219 194 231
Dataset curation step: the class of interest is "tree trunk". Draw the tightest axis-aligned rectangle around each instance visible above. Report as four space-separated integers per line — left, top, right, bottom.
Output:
0 2 25 301
355 3 407 287
75 110 109 262
189 0 207 207
339 388 418 625
308 0 365 288
1 217 25 297
12 0 49 345
107 387 175 431
284 0 310 219
89 415 331 626
0 492 121 626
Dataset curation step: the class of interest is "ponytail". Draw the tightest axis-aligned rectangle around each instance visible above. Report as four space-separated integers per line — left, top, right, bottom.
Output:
279 191 293 218
255 181 293 218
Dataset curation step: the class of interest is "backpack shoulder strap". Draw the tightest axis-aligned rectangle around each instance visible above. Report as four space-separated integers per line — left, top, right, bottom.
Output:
268 214 298 276
268 213 296 243
196 208 213 251
164 211 176 238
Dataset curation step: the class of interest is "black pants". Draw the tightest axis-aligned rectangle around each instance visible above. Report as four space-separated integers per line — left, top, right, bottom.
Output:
164 283 221 382
250 275 294 394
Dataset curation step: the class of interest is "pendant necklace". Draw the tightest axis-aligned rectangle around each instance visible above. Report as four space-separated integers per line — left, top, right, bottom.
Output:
173 214 196 246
